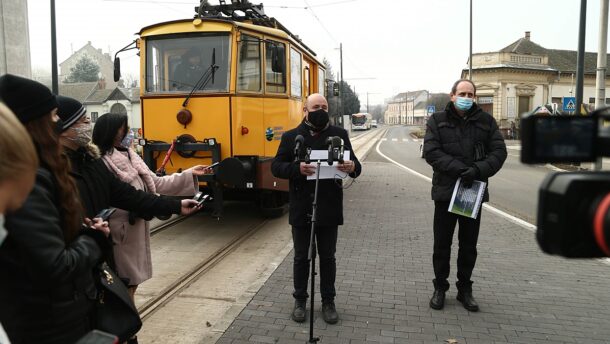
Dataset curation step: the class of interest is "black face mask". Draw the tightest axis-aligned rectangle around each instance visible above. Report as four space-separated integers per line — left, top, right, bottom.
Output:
307 109 329 130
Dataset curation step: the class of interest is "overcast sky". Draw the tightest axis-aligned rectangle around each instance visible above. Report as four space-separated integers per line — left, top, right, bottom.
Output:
27 0 607 105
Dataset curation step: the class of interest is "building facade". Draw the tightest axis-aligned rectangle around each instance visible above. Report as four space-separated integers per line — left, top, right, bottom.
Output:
463 31 610 130
384 90 429 125
0 0 31 77
59 41 117 88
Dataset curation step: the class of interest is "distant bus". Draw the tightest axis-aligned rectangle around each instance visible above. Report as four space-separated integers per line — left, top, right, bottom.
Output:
351 113 372 130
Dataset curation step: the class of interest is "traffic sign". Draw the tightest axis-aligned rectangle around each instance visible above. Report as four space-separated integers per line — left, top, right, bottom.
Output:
563 97 576 112
426 105 436 114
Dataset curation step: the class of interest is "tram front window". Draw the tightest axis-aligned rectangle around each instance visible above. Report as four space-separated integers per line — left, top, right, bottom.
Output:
145 33 230 93
352 116 366 125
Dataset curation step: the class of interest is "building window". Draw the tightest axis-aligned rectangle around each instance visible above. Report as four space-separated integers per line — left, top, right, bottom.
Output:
510 55 542 64
91 112 98 122
589 97 596 105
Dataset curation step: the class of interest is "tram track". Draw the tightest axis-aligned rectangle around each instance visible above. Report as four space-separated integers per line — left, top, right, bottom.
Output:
138 217 269 321
149 215 189 237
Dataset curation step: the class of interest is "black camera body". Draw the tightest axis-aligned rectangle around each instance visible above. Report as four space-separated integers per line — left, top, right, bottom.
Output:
521 108 610 258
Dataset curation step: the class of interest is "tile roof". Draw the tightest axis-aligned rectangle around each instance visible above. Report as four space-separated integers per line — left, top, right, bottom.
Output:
58 82 98 103
494 37 610 75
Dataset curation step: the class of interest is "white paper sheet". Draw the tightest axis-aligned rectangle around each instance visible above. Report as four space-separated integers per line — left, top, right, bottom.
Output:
305 150 351 180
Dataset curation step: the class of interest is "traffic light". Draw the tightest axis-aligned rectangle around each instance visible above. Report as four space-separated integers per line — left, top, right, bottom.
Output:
333 83 339 96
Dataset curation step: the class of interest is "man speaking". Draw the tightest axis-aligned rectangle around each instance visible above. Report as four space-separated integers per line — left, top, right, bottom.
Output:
272 93 361 324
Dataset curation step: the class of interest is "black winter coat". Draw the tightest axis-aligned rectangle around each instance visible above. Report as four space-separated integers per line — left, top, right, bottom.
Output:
0 168 110 344
271 121 362 226
65 147 181 219
423 102 507 202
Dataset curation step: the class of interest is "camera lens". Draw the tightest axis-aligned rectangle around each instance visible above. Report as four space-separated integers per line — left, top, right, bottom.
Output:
593 193 610 256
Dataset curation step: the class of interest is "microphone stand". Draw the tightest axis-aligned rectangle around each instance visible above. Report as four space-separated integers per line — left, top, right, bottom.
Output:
307 154 321 344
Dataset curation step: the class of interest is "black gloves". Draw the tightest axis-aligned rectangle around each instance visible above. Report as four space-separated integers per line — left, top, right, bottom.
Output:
460 166 479 188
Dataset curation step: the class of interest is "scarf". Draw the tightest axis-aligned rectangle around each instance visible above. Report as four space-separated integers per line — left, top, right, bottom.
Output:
102 148 156 194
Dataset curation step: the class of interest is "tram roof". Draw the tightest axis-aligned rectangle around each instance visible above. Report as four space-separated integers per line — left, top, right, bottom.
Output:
138 18 325 67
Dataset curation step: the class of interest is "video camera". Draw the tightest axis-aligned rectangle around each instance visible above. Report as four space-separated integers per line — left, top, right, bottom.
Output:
520 107 610 258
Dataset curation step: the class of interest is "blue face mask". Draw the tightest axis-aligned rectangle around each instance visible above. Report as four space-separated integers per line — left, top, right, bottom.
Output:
120 131 135 149
455 97 474 111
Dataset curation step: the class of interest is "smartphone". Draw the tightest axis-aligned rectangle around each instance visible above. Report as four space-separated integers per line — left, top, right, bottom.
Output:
208 161 220 169
95 208 116 221
193 191 203 202
197 194 211 206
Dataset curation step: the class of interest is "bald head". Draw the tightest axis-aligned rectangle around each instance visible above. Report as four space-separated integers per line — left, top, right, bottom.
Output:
304 93 328 114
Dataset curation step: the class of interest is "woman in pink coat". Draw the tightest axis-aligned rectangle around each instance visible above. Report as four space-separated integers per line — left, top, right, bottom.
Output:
90 111 209 300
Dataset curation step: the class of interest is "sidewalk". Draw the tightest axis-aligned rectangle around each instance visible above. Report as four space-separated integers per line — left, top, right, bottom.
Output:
217 151 610 344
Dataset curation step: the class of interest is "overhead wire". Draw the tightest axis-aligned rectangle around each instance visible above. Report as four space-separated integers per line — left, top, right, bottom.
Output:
301 0 371 79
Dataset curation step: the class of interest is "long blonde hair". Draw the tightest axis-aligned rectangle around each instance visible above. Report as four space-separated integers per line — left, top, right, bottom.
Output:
0 102 38 181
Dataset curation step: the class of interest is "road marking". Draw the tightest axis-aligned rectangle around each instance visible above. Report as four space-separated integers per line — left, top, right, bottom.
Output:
402 138 408 142
412 139 420 142
391 138 398 142
375 136 537 233
381 138 387 141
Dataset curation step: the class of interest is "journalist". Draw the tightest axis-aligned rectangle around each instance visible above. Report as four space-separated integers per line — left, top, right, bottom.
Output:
271 93 361 324
0 74 110 343
423 79 507 312
55 96 200 228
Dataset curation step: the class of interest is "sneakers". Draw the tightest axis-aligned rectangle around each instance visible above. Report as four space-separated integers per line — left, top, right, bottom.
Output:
456 291 480 312
429 289 446 310
292 299 307 322
321 302 339 324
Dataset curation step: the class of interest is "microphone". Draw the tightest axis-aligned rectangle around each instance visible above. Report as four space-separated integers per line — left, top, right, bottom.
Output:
326 137 335 165
331 136 342 165
337 138 345 164
294 134 304 159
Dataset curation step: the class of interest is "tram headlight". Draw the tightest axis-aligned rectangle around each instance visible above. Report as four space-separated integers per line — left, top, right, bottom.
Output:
138 138 146 146
204 138 216 146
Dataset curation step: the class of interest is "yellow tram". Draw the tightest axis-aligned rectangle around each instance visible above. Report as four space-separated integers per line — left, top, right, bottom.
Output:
115 1 326 216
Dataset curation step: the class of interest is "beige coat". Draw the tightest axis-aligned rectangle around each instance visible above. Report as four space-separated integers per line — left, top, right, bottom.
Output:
104 150 198 285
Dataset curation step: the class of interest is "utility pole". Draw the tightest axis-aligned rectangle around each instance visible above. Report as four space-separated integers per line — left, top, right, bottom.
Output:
469 0 473 80
595 0 608 170
340 43 344 118
576 0 587 115
51 0 58 94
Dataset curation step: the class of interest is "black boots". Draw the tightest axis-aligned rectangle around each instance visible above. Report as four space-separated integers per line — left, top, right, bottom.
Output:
456 291 479 312
292 299 307 322
429 289 446 310
292 299 340 324
321 301 339 324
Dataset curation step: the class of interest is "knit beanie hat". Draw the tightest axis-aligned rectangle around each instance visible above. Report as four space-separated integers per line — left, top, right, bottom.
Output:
56 95 86 131
0 74 58 124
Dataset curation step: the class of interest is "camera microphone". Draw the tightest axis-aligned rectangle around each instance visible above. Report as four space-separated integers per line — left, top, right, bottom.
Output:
294 134 305 160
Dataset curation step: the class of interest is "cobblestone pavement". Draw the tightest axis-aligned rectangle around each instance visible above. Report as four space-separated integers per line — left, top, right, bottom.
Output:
217 152 610 344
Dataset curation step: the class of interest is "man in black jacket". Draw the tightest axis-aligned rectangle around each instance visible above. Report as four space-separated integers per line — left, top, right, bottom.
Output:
272 93 361 324
423 79 507 312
